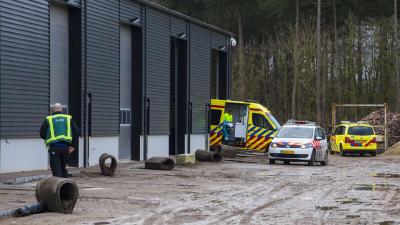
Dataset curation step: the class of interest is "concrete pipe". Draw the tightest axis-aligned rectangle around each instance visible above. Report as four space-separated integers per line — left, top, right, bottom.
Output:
145 157 175 170
219 145 238 158
35 177 79 214
99 153 118 177
195 150 222 162
15 202 46 217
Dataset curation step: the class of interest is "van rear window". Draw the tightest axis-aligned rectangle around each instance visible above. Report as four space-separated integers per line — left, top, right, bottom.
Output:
211 109 222 126
348 126 374 136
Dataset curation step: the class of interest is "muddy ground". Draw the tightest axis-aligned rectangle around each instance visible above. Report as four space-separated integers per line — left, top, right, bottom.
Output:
0 154 400 225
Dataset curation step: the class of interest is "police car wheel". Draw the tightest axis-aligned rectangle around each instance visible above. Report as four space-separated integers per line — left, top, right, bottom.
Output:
284 160 290 165
371 152 377 157
308 151 315 166
269 159 275 164
321 151 328 166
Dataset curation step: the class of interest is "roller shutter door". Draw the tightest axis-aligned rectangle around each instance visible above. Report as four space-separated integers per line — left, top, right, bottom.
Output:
50 3 69 110
119 25 132 160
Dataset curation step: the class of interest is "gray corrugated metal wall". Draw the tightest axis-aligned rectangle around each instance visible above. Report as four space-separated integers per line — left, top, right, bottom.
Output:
85 0 120 136
145 8 170 135
190 24 211 134
211 32 227 50
0 0 232 140
120 0 142 25
171 16 187 37
0 0 50 137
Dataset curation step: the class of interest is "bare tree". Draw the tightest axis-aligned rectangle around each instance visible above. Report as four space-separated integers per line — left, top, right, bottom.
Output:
332 0 341 103
237 12 246 100
291 0 300 119
395 0 400 111
316 0 322 123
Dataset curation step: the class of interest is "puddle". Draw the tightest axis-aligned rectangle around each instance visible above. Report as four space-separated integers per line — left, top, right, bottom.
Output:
93 222 110 225
372 173 400 179
353 184 394 191
83 188 107 191
314 205 338 210
379 221 395 225
336 197 361 204
346 215 360 219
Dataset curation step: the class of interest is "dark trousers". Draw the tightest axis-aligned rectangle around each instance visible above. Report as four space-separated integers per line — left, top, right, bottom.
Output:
48 145 69 178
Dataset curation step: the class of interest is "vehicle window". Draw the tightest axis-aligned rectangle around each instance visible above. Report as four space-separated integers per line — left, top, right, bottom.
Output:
337 126 345 135
211 109 222 126
252 113 273 130
266 112 281 129
276 127 314 138
314 128 321 139
348 126 374 135
334 126 341 135
319 128 326 139
341 126 347 135
313 128 326 139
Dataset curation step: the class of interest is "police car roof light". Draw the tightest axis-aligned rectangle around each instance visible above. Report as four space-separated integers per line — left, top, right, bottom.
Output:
286 120 316 125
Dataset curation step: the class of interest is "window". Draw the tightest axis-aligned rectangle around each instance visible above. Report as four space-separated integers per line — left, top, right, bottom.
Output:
211 109 222 126
314 128 326 139
335 126 345 135
340 126 346 135
276 127 314 138
252 113 274 130
266 112 281 129
120 109 131 126
348 126 374 136
320 128 326 139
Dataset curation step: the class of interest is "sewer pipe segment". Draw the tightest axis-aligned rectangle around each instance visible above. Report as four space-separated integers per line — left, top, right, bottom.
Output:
99 153 118 176
195 150 222 162
145 157 175 170
36 177 79 214
219 145 238 158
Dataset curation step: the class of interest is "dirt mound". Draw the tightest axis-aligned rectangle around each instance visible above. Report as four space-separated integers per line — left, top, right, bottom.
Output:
383 141 400 155
361 109 400 147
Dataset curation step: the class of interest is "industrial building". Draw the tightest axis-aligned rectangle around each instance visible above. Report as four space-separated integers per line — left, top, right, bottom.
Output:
0 0 233 173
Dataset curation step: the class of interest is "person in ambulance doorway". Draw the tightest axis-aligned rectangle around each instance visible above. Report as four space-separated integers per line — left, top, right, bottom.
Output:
40 103 79 178
222 110 234 142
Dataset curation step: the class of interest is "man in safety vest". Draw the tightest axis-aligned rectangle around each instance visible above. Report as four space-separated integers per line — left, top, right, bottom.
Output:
40 103 79 178
222 110 233 142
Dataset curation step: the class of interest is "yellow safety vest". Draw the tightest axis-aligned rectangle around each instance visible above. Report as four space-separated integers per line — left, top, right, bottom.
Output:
45 114 72 145
224 113 233 123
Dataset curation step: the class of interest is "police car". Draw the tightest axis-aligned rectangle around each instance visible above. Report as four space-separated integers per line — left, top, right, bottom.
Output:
268 120 329 166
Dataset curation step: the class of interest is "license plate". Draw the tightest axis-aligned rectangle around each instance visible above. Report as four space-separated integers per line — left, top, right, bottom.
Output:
281 150 294 154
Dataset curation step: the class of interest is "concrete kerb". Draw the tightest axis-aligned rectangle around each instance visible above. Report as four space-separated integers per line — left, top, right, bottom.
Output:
0 169 80 185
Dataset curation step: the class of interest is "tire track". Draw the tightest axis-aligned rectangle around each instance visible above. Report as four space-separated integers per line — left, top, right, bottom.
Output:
239 181 337 225
142 208 173 225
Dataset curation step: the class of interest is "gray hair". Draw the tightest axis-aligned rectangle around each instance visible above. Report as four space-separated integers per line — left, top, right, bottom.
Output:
53 103 63 113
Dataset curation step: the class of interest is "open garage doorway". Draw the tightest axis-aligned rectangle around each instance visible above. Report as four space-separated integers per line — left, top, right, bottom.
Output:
169 38 187 155
119 24 142 161
210 49 228 99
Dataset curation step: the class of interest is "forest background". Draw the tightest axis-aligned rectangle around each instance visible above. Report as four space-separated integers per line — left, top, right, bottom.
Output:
152 0 399 127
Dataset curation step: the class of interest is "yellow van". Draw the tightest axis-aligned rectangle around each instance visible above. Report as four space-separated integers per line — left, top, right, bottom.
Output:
209 99 281 152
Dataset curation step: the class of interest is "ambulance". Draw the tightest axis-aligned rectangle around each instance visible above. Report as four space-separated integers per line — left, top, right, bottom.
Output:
209 99 281 152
